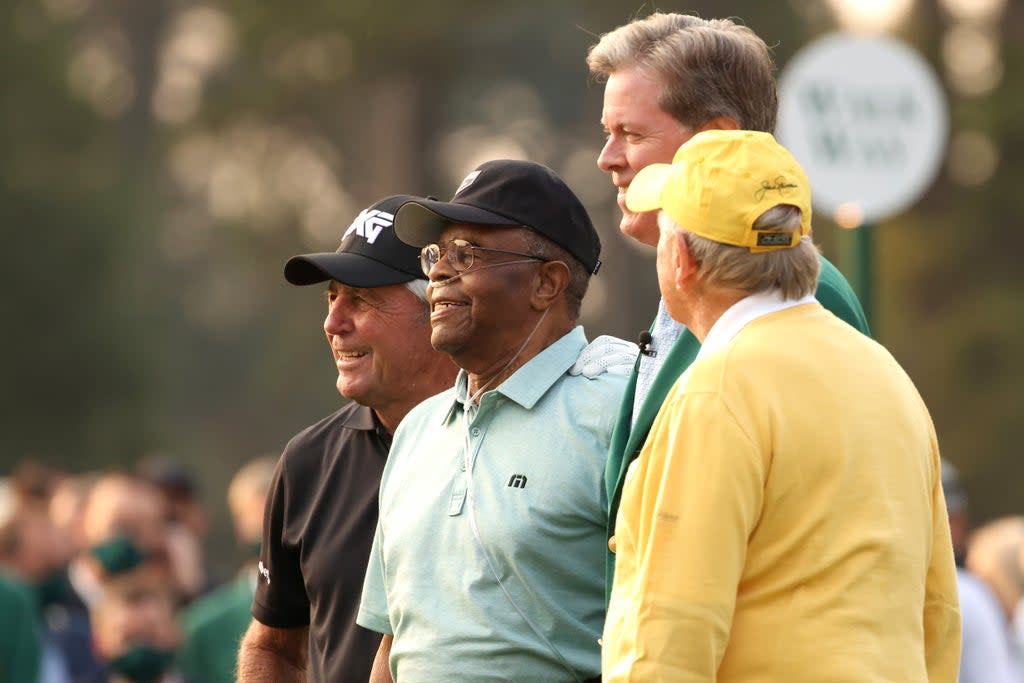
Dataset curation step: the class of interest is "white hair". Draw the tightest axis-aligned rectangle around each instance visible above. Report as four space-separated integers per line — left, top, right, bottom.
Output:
659 206 820 299
403 278 429 302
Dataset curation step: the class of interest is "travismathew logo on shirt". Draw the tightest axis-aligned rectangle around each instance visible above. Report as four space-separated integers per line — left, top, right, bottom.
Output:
341 209 394 245
507 474 528 489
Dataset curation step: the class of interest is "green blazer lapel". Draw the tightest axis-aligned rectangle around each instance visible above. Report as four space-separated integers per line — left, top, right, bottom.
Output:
604 328 702 601
609 329 701 525
605 366 639 503
633 330 699 445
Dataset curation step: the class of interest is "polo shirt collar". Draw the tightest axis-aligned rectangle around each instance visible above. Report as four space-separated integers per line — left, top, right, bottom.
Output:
337 403 392 447
697 290 817 362
338 402 378 430
443 325 587 422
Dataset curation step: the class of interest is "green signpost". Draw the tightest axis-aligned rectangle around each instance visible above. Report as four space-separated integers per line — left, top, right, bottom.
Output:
847 223 875 329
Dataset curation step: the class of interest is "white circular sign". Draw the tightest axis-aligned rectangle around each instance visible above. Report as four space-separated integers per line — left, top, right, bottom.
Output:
777 32 948 225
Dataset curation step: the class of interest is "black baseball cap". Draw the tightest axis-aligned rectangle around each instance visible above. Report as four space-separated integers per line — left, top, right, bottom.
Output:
136 455 198 500
941 458 967 514
393 160 602 275
284 194 426 287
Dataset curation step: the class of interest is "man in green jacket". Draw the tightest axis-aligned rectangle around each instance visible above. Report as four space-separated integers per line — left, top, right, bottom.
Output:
587 12 871 597
179 456 277 682
0 573 42 683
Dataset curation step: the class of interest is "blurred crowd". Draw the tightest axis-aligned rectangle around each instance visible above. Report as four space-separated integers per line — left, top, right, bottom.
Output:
0 455 275 683
2 451 1022 682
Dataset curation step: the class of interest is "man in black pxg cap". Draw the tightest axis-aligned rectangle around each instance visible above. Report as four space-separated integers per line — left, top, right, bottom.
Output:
356 160 630 682
236 194 460 683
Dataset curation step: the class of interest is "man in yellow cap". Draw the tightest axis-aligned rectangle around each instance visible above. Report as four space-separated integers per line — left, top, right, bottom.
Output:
601 129 960 683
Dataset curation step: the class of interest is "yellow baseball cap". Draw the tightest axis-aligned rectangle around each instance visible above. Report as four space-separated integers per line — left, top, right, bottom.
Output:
625 130 812 252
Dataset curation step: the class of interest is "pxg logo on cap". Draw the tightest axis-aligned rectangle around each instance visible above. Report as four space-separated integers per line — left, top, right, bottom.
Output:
283 194 425 288
342 208 395 246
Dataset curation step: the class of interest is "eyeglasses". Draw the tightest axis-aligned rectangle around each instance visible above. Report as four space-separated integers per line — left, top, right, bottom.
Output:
420 238 546 276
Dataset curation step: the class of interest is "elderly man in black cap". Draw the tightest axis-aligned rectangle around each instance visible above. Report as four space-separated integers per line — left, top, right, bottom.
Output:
238 193 630 682
236 195 459 683
357 161 624 683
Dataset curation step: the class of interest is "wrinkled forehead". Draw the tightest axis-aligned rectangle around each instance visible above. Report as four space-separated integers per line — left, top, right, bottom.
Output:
601 64 670 118
326 279 409 303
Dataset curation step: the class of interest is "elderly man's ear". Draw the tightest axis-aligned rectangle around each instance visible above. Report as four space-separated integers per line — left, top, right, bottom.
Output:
672 231 700 290
530 260 571 312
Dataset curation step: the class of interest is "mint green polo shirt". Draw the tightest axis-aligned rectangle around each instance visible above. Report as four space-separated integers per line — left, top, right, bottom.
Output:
358 326 625 682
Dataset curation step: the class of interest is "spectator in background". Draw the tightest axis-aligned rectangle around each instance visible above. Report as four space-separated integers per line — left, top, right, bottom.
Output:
0 573 43 683
967 516 1024 679
12 459 65 512
236 195 460 683
0 477 74 682
54 474 175 682
0 488 75 608
0 478 43 682
942 459 1017 683
77 475 174 604
178 456 277 683
137 456 212 602
50 473 100 556
86 536 191 683
968 517 1024 621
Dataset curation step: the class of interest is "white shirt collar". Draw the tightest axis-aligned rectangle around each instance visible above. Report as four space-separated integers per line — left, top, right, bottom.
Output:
696 290 817 363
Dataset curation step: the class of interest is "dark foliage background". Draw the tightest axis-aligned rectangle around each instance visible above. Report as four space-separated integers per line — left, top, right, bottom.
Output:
2 0 1018 572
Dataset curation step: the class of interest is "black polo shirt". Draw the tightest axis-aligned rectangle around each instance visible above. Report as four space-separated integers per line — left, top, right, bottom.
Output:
253 402 390 682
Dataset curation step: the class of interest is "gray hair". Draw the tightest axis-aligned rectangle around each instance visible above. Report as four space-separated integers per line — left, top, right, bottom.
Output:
660 205 820 299
587 12 778 133
403 278 429 302
402 278 430 322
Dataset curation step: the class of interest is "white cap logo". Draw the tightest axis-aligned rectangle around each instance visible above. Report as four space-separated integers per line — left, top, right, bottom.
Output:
342 209 394 245
455 170 481 197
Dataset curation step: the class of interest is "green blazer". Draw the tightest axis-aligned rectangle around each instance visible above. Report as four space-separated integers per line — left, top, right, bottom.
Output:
178 570 255 683
604 254 871 599
0 575 41 683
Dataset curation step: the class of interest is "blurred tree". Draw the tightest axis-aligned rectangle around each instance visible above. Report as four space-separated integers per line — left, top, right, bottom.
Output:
0 0 161 466
1 0 1022 573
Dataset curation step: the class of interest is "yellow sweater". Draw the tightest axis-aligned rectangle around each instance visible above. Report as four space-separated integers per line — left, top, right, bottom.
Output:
603 301 960 683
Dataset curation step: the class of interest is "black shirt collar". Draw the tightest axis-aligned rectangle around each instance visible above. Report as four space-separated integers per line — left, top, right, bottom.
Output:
338 402 392 447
